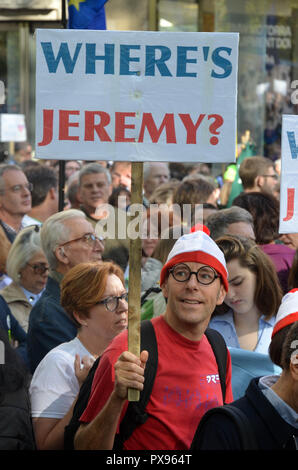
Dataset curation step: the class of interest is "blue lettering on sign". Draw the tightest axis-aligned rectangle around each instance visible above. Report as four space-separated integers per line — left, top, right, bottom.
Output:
40 41 234 78
85 43 115 74
41 42 82 73
287 131 298 159
211 46 232 78
176 46 198 77
120 45 141 76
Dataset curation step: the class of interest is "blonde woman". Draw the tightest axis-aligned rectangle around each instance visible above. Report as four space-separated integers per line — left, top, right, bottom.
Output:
0 225 48 332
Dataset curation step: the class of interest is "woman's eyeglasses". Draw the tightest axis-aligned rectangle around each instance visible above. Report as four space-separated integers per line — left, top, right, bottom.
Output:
97 292 128 312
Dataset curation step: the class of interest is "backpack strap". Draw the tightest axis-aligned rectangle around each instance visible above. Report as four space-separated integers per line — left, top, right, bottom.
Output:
113 320 158 449
191 404 259 450
204 327 227 403
64 356 101 449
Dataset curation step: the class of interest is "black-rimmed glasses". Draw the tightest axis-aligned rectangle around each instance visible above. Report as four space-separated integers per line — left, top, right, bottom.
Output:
97 292 128 312
169 263 219 285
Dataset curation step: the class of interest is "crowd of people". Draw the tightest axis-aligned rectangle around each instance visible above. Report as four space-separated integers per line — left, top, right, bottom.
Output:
0 142 297 451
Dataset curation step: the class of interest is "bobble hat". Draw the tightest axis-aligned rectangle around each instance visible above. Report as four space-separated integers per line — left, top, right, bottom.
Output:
159 228 228 291
272 288 298 337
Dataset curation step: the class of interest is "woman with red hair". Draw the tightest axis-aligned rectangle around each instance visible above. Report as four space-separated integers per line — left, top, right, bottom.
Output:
29 261 128 450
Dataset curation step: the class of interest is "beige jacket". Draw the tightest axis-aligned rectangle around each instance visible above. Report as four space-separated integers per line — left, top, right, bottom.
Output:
0 282 32 332
0 223 12 274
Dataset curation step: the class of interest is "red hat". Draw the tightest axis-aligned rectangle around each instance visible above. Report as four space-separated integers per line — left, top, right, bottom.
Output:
272 288 298 337
190 224 210 236
160 229 228 291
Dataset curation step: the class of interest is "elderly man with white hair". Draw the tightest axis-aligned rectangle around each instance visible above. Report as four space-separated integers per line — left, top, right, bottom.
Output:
27 209 104 373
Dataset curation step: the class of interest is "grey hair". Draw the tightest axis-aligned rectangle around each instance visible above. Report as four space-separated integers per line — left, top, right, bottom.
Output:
205 206 254 241
40 209 86 270
143 162 169 182
6 225 43 283
78 162 111 186
0 163 23 192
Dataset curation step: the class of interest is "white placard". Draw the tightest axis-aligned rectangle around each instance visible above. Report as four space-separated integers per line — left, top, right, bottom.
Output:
279 114 298 233
0 113 27 142
35 29 239 163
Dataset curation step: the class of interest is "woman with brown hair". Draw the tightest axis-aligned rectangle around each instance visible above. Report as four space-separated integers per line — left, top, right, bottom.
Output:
29 261 128 450
210 235 283 353
209 235 283 399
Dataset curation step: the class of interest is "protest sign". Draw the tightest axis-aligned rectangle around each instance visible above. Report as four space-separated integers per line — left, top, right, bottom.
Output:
35 29 239 401
35 29 239 163
279 114 298 233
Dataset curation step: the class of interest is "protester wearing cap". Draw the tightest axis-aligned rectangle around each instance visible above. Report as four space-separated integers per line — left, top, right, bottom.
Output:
74 228 233 451
159 229 229 291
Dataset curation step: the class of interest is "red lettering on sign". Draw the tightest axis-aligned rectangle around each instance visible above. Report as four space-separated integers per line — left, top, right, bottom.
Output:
85 111 112 142
59 110 80 141
283 188 295 222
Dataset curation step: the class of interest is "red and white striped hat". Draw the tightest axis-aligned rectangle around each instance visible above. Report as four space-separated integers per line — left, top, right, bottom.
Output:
272 288 298 337
159 228 228 291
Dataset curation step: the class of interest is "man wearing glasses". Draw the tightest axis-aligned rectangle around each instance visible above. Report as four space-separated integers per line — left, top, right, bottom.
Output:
27 209 104 373
74 228 233 450
0 164 32 287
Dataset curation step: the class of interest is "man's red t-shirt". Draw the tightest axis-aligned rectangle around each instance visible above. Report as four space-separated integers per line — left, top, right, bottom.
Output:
80 316 233 450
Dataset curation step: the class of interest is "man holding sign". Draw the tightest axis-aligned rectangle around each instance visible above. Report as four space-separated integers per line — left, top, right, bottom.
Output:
74 229 233 450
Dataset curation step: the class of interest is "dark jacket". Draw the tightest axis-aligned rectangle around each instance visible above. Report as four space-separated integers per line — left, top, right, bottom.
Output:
0 387 35 450
0 328 35 450
191 377 298 450
27 275 77 373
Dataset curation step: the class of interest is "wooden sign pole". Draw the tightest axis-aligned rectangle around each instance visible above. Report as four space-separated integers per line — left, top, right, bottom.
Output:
127 161 143 402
